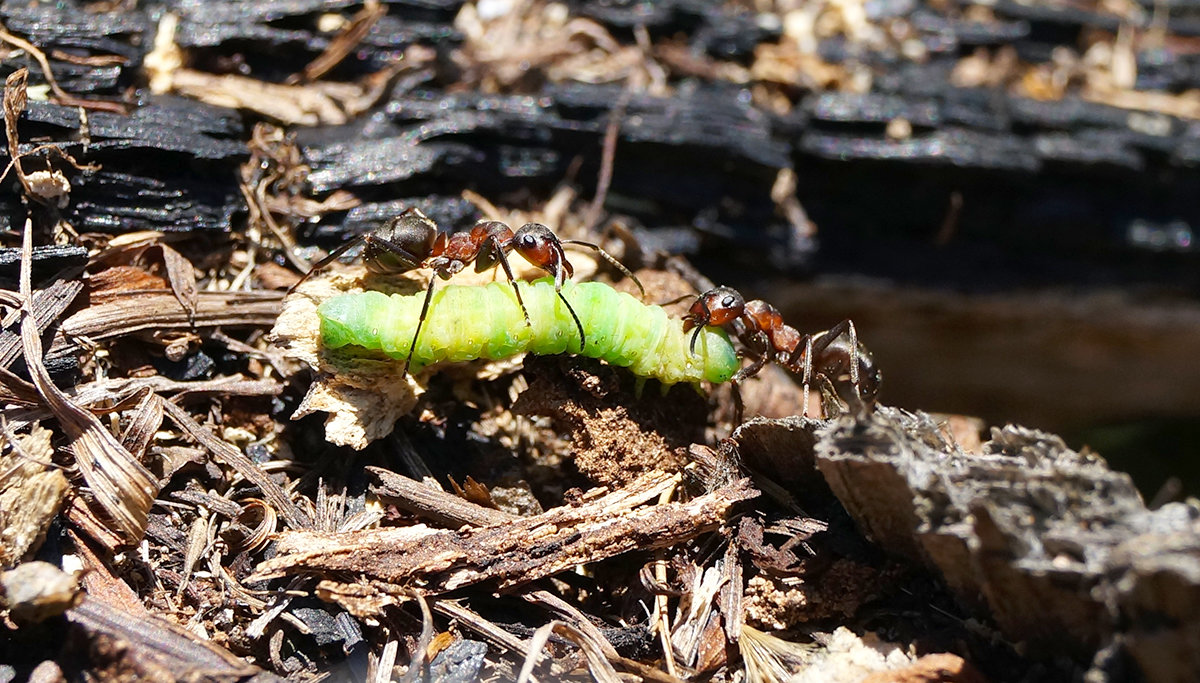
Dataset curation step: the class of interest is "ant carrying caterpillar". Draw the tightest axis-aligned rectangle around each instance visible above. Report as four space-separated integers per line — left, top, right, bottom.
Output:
682 286 881 420
295 208 643 376
318 278 739 388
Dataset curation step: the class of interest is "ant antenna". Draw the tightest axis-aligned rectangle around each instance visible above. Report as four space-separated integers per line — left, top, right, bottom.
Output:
655 293 695 307
560 239 646 299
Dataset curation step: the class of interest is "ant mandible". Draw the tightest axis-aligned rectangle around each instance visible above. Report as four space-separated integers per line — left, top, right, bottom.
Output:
294 208 645 375
681 286 881 423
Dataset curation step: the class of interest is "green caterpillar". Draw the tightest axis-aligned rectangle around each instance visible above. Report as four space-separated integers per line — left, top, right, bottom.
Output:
318 278 739 386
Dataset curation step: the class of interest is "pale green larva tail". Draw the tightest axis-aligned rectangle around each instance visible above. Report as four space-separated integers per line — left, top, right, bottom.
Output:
317 278 739 385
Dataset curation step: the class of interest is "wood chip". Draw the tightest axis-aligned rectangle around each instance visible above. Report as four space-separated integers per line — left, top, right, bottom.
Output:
60 289 282 341
253 473 756 594
0 423 68 565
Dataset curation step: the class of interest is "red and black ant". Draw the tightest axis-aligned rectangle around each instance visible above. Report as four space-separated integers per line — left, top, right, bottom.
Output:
294 208 644 374
681 286 881 422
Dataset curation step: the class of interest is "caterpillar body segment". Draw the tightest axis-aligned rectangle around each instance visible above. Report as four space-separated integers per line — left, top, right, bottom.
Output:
318 278 739 386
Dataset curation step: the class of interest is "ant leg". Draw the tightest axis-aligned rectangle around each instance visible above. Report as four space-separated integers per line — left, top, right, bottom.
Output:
561 239 646 299
401 277 438 377
732 349 768 386
483 235 532 327
734 331 771 382
549 245 587 352
288 232 425 292
288 236 367 292
731 379 745 426
799 334 815 417
808 319 860 387
559 290 586 353
362 233 427 270
802 320 866 412
727 346 767 423
845 320 861 387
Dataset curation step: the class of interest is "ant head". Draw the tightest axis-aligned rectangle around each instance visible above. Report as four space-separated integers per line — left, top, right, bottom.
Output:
513 223 570 276
683 287 743 355
684 286 745 331
514 222 553 250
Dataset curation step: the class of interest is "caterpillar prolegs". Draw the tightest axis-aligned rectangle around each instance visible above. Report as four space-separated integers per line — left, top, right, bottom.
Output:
318 278 739 387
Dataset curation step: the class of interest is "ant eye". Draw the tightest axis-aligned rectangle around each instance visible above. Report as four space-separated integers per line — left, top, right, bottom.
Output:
722 296 736 308
521 234 537 248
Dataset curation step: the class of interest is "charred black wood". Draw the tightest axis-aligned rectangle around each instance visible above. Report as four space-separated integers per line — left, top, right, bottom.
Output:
909 10 1031 47
803 92 943 130
0 98 245 235
174 0 461 79
301 81 799 263
66 169 241 234
15 98 244 159
0 3 148 96
799 128 1041 171
568 0 781 59
0 245 86 287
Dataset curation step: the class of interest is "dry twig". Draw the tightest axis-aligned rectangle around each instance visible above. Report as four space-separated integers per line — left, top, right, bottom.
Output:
254 472 756 593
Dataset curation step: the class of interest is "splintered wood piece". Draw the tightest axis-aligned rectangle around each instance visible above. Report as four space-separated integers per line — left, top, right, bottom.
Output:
59 289 282 340
253 473 757 593
368 466 514 528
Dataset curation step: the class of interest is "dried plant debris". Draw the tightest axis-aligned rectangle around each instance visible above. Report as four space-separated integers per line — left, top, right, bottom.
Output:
742 625 987 683
254 471 756 599
0 424 68 567
64 596 284 682
742 626 905 683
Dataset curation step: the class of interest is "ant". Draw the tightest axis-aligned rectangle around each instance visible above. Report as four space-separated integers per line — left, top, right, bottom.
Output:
294 208 644 374
680 286 881 423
